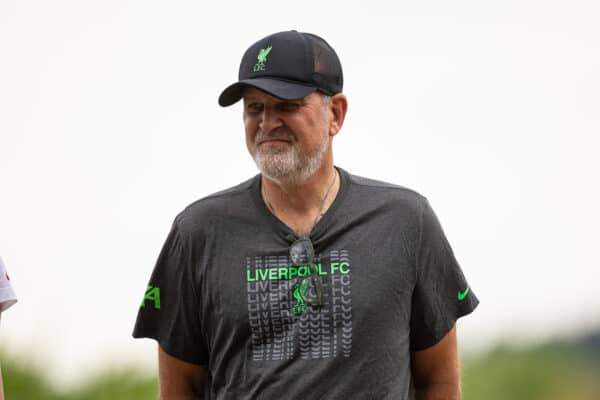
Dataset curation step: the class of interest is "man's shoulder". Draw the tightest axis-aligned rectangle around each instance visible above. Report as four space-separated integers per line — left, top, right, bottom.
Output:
345 170 427 207
174 175 259 227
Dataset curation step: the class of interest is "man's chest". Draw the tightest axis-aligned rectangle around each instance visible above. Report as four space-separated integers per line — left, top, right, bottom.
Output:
195 235 416 363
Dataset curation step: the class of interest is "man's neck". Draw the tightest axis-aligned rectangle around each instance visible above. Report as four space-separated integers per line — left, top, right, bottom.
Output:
261 164 340 236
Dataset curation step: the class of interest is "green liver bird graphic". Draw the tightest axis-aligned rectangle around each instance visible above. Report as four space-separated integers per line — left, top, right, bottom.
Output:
292 279 309 315
257 46 272 64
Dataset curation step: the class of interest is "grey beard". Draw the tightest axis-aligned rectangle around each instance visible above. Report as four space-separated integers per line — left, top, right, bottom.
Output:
253 136 330 185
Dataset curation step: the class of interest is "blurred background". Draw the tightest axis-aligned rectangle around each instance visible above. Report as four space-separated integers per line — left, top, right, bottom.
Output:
1 0 599 398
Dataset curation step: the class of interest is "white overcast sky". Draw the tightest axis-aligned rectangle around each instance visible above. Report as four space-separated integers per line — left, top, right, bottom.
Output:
1 0 599 386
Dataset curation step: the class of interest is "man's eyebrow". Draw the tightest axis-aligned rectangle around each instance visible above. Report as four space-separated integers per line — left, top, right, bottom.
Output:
280 99 305 105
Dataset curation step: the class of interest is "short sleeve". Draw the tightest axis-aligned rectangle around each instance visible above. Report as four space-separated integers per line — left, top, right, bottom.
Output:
132 220 209 365
0 257 17 312
409 199 479 351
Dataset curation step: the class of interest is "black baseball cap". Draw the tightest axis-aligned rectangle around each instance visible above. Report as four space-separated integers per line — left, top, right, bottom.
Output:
218 30 343 107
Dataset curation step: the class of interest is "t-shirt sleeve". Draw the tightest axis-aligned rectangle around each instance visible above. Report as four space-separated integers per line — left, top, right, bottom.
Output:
409 199 479 351
132 220 209 365
0 257 17 312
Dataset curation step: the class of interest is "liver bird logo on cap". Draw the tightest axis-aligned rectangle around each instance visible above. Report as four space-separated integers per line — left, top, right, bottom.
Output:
253 46 272 72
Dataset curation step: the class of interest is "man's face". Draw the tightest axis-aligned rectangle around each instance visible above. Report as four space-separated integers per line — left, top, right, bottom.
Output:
242 87 332 184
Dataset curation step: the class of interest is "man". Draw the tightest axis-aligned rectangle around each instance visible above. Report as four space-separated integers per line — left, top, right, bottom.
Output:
0 256 18 400
133 30 479 399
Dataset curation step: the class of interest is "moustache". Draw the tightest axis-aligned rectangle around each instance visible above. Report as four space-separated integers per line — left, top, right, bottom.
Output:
255 129 295 144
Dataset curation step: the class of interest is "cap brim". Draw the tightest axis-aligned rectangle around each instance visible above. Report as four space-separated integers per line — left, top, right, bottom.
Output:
218 78 317 107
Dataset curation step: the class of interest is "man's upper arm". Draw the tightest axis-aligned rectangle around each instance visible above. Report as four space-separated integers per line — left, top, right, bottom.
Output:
411 325 461 400
158 345 207 400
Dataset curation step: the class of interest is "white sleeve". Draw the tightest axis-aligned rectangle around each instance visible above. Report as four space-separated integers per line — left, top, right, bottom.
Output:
0 257 18 312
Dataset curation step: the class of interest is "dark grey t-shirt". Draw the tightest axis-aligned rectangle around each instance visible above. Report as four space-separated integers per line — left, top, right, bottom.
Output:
133 168 479 399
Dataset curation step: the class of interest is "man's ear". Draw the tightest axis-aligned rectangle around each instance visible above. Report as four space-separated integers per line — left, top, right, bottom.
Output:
329 93 348 136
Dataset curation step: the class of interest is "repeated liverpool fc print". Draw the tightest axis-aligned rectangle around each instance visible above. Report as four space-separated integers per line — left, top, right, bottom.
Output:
246 249 352 361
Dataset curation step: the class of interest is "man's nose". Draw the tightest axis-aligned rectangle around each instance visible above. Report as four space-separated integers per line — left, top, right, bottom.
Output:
259 106 283 133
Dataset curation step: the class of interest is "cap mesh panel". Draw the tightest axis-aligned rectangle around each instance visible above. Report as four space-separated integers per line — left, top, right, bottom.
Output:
305 33 343 95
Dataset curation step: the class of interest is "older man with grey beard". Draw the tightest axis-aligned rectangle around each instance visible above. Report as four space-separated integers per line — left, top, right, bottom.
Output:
133 30 479 400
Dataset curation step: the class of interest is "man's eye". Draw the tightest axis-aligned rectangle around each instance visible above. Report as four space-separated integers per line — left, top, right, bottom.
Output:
246 103 263 113
279 103 299 112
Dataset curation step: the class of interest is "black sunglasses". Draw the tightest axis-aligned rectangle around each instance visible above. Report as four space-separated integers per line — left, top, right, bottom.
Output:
290 236 324 311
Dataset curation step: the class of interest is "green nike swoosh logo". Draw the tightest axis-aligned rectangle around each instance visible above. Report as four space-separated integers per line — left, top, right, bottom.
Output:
457 287 470 301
